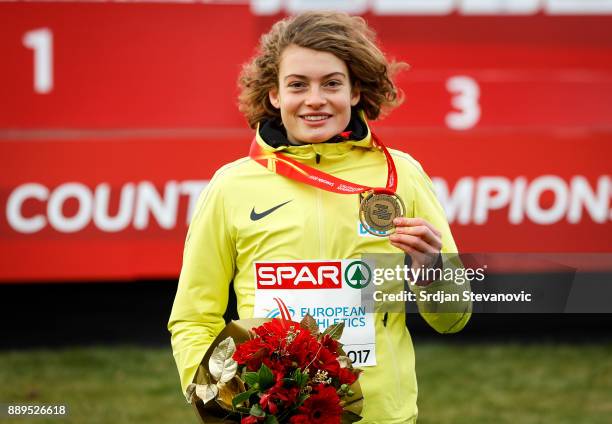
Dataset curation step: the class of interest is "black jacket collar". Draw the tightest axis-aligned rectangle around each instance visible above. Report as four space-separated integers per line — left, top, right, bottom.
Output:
258 108 369 149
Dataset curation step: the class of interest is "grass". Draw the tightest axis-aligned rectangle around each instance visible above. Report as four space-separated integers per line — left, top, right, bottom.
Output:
0 343 611 423
0 346 193 424
415 344 612 424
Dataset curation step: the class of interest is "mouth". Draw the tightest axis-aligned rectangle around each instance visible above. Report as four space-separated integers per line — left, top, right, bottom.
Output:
299 113 332 123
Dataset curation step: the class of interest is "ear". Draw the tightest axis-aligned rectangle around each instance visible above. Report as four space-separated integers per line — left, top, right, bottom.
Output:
350 82 361 107
268 88 280 109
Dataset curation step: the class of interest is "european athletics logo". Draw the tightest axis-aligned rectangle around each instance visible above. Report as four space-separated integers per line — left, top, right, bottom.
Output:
265 306 297 319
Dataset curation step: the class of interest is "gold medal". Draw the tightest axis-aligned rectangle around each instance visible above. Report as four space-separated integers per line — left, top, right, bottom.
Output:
359 191 405 237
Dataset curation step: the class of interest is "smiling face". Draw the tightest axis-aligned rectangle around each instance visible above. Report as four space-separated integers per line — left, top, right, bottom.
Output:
268 45 360 144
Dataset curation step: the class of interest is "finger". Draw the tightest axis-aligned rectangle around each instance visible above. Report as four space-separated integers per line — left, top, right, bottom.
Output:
390 241 440 273
394 225 442 250
390 241 425 259
393 217 442 238
394 226 441 250
389 242 429 266
389 233 436 254
400 218 442 239
390 240 414 253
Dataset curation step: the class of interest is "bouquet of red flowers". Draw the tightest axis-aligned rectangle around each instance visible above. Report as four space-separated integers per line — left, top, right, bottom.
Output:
187 302 363 424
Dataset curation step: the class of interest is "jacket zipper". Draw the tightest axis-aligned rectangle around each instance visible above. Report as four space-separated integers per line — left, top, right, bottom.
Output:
317 188 325 257
314 152 325 257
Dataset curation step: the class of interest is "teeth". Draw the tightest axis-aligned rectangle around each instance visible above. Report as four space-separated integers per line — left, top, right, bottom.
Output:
303 115 329 121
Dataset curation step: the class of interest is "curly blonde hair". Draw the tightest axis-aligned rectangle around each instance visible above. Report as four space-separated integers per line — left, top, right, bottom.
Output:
238 11 407 129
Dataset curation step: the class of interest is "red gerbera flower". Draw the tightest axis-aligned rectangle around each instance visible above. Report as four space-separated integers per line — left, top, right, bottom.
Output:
233 338 270 371
320 334 339 355
338 367 357 385
285 327 320 367
259 393 279 415
267 373 300 405
253 319 288 346
241 415 261 424
289 385 342 424
312 346 341 378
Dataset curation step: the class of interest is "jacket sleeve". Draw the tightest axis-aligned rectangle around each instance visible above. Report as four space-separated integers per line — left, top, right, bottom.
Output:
167 172 236 395
407 163 472 334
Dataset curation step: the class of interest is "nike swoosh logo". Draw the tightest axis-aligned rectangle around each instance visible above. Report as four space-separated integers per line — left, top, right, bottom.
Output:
250 200 292 221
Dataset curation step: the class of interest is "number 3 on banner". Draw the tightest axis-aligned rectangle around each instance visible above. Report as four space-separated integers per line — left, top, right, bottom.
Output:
445 75 480 130
22 28 53 94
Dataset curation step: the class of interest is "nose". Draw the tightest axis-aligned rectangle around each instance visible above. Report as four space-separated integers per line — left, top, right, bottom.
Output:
304 86 327 108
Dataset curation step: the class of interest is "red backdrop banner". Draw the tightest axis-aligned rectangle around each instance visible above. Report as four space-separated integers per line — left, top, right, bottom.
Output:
1 3 610 281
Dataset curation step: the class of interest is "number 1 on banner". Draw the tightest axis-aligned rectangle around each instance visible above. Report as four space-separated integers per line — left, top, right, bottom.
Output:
446 75 480 130
23 28 53 94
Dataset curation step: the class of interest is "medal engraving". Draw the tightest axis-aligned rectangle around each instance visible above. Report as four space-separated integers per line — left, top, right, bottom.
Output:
359 192 405 237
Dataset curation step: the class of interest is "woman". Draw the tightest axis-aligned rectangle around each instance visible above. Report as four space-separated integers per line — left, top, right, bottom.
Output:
169 11 471 423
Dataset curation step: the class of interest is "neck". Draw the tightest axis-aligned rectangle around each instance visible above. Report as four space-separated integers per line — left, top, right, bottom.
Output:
287 138 307 146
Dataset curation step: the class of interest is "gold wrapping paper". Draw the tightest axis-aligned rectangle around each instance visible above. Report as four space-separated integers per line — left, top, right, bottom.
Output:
190 318 363 423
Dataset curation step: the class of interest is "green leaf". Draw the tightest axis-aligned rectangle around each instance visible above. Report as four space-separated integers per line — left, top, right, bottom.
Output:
258 364 274 390
264 415 279 424
250 403 266 417
322 322 345 341
292 369 308 388
243 372 259 387
232 387 257 408
296 393 309 407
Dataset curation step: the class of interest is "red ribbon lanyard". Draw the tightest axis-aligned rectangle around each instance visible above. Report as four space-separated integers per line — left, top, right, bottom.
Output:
249 132 397 195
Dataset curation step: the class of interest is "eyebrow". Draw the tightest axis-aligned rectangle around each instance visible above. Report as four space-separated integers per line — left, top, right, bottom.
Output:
284 72 346 81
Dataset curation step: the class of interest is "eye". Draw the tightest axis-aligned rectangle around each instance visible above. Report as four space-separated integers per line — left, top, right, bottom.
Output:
287 81 306 89
325 80 343 88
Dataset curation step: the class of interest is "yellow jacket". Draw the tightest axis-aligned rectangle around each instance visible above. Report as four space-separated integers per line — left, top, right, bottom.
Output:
168 113 471 423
